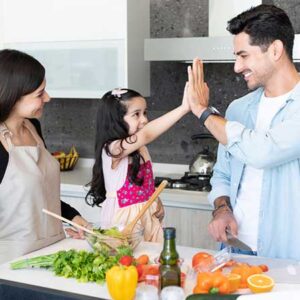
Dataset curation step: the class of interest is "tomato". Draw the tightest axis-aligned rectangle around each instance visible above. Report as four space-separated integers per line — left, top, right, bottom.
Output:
135 254 149 265
119 255 134 266
181 272 186 288
137 264 159 282
144 264 159 275
136 264 144 281
192 252 214 270
258 264 269 272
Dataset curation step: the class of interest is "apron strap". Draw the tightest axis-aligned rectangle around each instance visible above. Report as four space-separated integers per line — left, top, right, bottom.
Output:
23 119 45 148
106 191 117 198
0 123 13 150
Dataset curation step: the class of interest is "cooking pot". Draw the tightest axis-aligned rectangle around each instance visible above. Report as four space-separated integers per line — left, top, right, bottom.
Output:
189 133 217 175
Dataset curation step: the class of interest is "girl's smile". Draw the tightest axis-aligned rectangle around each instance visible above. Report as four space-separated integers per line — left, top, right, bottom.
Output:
123 96 148 135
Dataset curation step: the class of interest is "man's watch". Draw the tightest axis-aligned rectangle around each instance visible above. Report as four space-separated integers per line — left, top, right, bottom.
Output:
199 106 221 126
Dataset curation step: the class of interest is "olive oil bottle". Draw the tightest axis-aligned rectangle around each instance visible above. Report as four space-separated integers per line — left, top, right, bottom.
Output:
159 227 181 290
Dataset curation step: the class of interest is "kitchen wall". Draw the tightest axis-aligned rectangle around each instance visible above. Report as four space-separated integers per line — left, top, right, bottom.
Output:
41 0 300 164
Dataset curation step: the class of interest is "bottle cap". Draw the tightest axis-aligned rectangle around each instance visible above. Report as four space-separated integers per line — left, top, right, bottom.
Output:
163 227 176 239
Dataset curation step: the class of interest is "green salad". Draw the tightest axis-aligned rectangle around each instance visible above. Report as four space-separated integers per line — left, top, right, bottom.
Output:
85 226 129 253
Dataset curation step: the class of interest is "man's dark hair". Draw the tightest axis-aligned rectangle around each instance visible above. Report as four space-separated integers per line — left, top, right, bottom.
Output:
227 4 295 62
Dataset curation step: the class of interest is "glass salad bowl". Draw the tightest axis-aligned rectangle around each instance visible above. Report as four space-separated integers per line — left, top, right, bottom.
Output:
84 222 144 254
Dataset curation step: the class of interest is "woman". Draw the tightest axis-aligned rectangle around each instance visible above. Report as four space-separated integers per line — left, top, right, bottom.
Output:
0 49 88 264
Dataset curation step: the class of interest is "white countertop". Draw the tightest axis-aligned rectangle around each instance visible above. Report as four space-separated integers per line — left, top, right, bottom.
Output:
60 159 211 211
1 239 300 299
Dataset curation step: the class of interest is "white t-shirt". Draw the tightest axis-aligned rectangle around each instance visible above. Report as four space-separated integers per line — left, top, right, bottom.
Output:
234 90 291 250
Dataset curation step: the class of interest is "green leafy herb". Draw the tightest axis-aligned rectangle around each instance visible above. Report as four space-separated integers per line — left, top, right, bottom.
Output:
10 246 132 284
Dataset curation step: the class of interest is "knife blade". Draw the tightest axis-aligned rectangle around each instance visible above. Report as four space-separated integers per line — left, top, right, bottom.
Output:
225 229 253 252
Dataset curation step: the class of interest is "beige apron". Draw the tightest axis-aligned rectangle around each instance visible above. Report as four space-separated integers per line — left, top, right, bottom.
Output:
0 120 65 264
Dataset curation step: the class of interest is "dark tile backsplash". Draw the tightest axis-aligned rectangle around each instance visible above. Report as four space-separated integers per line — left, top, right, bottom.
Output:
41 0 300 164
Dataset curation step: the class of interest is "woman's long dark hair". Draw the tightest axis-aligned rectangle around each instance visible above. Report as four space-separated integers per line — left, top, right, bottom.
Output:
0 49 45 122
85 88 145 207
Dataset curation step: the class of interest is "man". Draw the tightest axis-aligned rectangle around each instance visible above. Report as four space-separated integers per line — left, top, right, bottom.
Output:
188 4 300 260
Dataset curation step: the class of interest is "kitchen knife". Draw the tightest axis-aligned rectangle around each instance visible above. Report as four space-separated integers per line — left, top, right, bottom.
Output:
225 229 253 252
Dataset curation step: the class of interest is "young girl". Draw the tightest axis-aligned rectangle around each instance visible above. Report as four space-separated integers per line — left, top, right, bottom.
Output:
86 86 190 242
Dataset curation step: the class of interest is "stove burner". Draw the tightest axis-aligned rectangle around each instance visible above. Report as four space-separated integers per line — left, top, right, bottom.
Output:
171 181 188 189
154 174 211 191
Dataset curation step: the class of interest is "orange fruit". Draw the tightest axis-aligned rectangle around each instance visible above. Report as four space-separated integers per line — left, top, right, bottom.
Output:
247 274 275 293
226 273 241 293
193 285 207 294
231 265 252 288
249 265 263 275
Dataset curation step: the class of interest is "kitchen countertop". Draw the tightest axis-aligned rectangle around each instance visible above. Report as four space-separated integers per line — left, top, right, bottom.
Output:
0 239 300 299
60 159 212 211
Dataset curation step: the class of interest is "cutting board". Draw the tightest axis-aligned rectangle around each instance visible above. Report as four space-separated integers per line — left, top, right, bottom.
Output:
235 255 300 284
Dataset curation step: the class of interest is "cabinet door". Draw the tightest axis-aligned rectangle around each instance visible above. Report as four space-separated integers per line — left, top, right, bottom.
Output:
2 0 126 43
61 196 102 224
163 206 218 250
6 40 125 98
0 0 150 98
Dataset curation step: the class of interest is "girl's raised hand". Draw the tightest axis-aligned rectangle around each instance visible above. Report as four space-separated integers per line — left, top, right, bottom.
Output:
181 81 191 113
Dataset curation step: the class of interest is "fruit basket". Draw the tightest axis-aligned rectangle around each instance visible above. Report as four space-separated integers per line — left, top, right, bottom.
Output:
52 146 79 171
84 222 144 254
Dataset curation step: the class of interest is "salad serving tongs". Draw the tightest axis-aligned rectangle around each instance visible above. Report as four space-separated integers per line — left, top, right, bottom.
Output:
42 208 125 246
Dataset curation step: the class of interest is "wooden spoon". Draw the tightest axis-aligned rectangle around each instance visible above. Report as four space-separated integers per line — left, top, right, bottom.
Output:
121 179 168 236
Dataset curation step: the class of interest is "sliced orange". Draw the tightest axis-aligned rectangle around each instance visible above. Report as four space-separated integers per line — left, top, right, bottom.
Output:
247 274 275 293
231 265 252 288
226 273 241 293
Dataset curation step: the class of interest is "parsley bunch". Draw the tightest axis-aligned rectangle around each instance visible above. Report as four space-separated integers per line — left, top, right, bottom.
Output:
10 245 133 284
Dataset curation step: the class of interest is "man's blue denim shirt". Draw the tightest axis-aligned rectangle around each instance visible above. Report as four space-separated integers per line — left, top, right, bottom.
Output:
209 83 300 260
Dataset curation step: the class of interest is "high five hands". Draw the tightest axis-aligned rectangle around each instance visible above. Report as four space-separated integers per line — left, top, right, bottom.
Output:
187 58 210 118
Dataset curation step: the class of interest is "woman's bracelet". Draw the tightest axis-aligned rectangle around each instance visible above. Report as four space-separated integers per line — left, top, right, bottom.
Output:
212 204 233 218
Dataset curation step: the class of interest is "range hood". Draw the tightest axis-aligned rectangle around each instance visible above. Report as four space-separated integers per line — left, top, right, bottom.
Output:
144 0 300 63
145 36 235 63
144 35 300 63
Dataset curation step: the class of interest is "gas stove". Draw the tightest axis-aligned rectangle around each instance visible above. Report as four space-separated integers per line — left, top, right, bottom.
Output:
155 172 211 192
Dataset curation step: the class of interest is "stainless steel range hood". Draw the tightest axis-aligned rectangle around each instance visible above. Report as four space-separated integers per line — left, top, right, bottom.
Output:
144 36 235 63
144 0 300 63
144 35 300 63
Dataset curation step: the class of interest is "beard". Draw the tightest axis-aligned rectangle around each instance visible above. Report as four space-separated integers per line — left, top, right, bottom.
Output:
246 80 264 91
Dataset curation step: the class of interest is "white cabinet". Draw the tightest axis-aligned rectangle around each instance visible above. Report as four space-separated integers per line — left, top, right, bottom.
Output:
163 206 218 250
0 0 150 98
2 0 127 43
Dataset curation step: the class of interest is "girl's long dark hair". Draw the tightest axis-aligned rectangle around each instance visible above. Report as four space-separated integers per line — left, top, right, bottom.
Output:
85 88 145 207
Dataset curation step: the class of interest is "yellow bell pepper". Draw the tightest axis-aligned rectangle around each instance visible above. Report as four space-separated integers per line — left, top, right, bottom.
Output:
106 265 138 300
